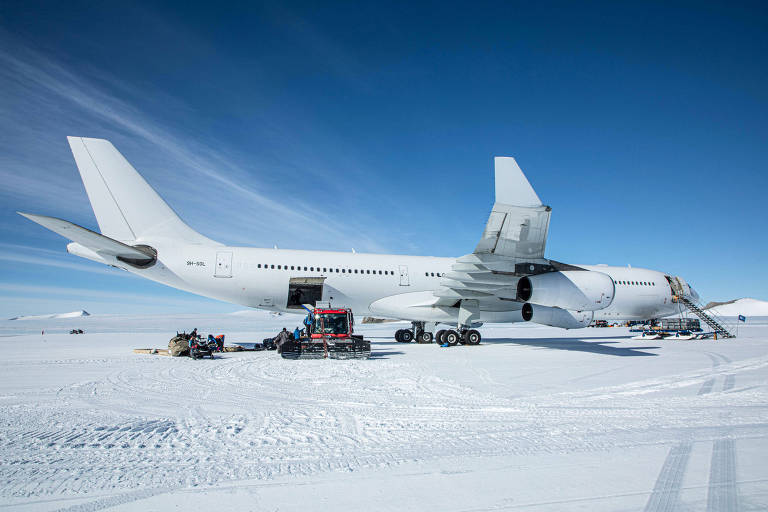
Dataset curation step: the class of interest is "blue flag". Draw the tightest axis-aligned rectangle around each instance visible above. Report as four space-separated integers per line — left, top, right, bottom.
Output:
738 315 746 322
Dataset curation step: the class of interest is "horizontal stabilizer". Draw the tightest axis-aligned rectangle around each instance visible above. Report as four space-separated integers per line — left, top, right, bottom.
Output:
18 213 155 265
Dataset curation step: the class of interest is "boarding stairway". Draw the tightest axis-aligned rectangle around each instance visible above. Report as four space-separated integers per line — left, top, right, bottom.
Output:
677 297 736 339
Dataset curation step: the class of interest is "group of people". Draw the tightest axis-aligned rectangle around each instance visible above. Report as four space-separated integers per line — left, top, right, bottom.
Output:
273 320 315 351
180 328 225 352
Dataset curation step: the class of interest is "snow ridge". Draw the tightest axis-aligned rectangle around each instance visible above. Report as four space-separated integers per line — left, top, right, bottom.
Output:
8 310 90 321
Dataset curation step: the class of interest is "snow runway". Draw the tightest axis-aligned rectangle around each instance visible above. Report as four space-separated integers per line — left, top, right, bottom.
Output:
1 316 767 511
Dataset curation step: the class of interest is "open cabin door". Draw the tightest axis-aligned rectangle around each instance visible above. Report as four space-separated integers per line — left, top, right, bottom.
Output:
287 277 326 309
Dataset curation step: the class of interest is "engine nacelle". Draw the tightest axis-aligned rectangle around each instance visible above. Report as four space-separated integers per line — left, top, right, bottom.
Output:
517 271 614 311
521 303 593 329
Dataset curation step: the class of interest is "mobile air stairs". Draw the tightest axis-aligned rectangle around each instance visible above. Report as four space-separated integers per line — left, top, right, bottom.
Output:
667 276 736 339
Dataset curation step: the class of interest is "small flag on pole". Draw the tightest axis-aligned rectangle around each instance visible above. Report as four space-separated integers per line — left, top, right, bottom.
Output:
738 315 746 322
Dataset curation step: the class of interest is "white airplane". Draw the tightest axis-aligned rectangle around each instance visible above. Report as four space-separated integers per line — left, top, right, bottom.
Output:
20 137 699 345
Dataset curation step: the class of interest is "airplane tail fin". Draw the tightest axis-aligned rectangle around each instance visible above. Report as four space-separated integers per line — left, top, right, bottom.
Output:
66 136 217 245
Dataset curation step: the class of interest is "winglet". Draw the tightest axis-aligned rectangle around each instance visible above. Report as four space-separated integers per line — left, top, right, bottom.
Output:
494 157 542 207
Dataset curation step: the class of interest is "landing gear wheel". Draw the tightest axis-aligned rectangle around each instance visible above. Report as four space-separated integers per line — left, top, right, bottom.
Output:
400 330 414 343
420 331 434 344
395 329 404 342
435 330 446 344
464 329 481 345
444 330 460 346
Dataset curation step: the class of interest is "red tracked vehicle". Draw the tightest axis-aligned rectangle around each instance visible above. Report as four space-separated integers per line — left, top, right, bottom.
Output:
280 304 371 360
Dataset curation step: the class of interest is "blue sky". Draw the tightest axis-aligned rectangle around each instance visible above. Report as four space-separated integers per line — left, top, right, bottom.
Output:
0 1 766 317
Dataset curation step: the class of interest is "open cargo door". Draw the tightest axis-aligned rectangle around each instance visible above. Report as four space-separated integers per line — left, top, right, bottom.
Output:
287 277 326 309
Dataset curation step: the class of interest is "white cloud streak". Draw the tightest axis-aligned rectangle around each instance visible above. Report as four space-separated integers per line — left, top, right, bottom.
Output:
0 243 133 277
0 36 393 253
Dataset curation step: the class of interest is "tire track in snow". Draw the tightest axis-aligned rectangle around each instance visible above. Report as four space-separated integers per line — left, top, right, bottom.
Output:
644 349 736 511
707 438 739 512
51 487 168 512
642 441 692 512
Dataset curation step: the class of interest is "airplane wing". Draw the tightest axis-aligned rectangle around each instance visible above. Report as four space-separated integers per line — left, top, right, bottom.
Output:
18 212 156 266
433 157 554 310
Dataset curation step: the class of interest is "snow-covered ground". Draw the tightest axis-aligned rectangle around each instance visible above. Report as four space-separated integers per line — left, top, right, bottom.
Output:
705 298 768 317
1 314 767 511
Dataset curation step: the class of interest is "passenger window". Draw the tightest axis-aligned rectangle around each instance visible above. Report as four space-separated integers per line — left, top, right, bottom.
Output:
258 264 261 268
310 267 314 271
366 270 370 274
270 264 275 269
342 269 346 273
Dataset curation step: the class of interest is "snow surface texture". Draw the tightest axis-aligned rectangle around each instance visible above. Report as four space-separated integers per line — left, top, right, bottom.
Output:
705 298 768 317
1 314 767 511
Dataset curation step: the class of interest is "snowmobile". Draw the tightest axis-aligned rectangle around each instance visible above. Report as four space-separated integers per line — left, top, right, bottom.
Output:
280 305 371 360
189 335 216 359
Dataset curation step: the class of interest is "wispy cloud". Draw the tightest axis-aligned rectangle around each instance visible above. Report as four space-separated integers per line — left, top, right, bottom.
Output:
0 243 133 277
0 34 393 253
0 282 210 306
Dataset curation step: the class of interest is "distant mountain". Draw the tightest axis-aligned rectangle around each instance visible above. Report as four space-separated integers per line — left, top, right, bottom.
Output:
8 310 90 321
703 298 768 317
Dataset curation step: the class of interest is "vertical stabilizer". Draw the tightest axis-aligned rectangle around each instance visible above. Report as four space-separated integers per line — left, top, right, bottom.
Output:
67 137 217 244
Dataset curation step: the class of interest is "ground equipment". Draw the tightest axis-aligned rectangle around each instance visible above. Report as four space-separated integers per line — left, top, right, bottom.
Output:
189 335 216 359
280 305 371 360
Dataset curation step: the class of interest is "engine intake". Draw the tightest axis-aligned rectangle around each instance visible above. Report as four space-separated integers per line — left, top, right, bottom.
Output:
517 270 614 311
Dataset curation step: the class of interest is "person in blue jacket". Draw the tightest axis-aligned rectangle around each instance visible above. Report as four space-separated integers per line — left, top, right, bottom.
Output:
303 313 313 336
293 327 301 340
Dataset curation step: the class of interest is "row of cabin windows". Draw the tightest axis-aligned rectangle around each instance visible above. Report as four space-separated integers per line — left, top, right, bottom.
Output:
424 272 444 277
257 263 394 275
614 280 656 286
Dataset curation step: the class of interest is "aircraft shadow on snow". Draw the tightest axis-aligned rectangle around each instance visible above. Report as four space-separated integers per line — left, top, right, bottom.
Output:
368 350 406 359
483 336 660 357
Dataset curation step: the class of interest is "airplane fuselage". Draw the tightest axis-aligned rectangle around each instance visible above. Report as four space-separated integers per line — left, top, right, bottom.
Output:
128 241 682 323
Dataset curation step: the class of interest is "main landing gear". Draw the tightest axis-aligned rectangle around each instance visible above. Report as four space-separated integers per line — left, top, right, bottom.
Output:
396 322 481 346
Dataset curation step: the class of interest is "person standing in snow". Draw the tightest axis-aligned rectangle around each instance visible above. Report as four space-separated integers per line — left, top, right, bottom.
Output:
293 327 301 340
274 328 291 353
303 313 313 337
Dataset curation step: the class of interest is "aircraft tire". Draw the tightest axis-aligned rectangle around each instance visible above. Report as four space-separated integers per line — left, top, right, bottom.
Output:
434 330 446 344
401 330 414 343
464 329 481 345
395 329 404 342
444 330 460 346
421 331 434 343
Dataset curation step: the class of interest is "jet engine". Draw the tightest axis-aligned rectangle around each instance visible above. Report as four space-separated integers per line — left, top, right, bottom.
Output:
521 303 593 329
516 270 614 311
